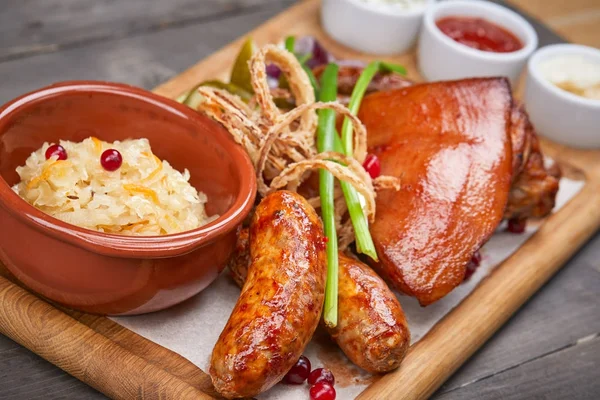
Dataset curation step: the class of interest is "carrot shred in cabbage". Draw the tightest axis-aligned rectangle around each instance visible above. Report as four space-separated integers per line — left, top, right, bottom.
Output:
122 184 160 204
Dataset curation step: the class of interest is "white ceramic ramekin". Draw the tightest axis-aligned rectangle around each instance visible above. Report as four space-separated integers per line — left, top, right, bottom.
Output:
418 0 538 85
524 44 600 148
321 0 435 55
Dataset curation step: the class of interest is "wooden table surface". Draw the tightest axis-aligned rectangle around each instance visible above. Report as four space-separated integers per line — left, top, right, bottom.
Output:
0 1 599 399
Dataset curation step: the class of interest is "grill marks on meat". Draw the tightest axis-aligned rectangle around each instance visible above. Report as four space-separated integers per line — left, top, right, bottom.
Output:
360 78 514 305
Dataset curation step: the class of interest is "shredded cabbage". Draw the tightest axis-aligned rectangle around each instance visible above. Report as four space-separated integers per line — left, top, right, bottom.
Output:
12 137 217 235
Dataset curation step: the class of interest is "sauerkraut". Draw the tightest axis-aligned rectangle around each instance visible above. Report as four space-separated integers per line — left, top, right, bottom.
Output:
12 137 217 235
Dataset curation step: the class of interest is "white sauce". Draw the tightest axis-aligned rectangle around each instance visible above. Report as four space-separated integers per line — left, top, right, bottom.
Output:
358 0 426 11
538 55 600 100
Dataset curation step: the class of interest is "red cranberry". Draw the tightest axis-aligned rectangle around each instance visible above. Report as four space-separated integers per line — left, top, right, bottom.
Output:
507 218 527 234
310 382 336 400
100 149 123 171
308 368 335 386
464 250 482 281
363 154 381 179
283 355 311 384
45 144 67 160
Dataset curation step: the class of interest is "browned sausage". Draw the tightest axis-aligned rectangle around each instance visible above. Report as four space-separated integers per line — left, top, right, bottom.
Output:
332 253 410 373
229 233 410 374
228 225 251 288
210 190 327 398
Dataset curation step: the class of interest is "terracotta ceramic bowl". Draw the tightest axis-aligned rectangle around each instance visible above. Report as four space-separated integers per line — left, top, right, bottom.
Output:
0 81 256 315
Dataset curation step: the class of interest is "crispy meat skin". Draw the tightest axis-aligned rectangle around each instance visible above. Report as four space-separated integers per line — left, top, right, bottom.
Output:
229 233 410 374
505 104 560 220
210 191 327 399
327 66 559 222
509 103 530 177
359 78 514 305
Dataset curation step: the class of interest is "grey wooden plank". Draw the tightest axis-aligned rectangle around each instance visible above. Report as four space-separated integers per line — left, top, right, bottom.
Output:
433 333 600 400
433 232 600 395
0 1 294 104
0 345 106 399
0 0 283 60
0 331 19 353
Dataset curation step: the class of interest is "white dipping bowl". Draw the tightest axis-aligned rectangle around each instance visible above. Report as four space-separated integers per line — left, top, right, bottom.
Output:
418 0 538 85
524 44 600 148
321 0 435 55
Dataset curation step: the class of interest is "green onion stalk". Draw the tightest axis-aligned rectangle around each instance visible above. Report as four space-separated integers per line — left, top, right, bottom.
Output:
315 59 407 327
283 35 320 98
284 35 296 53
337 61 407 260
317 63 340 328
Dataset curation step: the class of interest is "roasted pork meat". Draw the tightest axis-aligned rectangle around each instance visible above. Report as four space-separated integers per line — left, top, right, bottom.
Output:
359 78 514 305
504 104 560 220
326 65 560 223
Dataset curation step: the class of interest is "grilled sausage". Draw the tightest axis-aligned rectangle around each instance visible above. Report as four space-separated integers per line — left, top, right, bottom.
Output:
211 190 327 398
229 232 410 374
228 226 251 289
331 253 410 373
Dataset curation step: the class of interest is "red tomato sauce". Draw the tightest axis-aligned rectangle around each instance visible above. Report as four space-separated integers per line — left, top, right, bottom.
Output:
436 16 524 53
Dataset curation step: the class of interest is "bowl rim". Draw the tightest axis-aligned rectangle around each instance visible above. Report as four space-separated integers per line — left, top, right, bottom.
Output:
527 43 600 108
424 0 538 62
0 81 257 258
343 0 435 18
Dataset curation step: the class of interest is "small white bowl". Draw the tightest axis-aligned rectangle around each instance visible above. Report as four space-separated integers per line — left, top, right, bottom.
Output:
524 44 600 148
418 0 538 85
321 0 435 55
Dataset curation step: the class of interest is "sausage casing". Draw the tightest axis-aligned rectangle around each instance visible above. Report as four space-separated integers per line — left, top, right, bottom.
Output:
210 190 327 398
330 253 410 373
229 235 410 374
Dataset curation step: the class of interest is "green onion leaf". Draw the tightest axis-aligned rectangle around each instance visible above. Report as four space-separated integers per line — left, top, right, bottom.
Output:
380 61 408 76
337 62 381 261
341 61 379 155
297 53 311 65
334 60 407 261
302 65 321 99
341 60 408 153
317 63 339 328
332 133 378 260
284 36 296 53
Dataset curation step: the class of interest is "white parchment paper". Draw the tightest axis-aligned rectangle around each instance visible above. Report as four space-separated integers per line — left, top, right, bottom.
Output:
113 177 584 399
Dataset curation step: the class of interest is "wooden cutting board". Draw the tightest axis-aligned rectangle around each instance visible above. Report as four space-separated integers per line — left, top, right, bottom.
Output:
1 0 600 399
